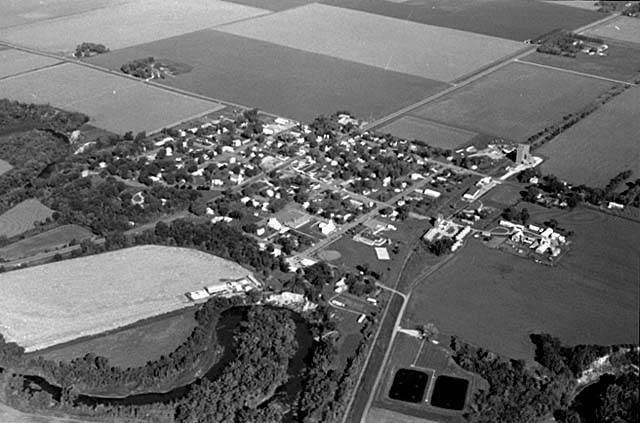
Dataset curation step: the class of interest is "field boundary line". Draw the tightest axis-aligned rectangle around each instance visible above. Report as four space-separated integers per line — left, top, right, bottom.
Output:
0 61 65 82
412 338 426 367
515 58 637 86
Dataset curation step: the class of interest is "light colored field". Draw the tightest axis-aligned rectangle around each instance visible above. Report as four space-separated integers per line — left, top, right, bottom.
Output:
0 245 253 352
410 62 613 141
0 159 12 176
0 224 94 261
0 63 223 134
0 0 268 54
0 199 53 239
0 49 61 79
217 3 523 82
543 1 598 10
0 402 94 423
539 87 640 186
584 16 640 44
0 0 123 30
380 116 476 149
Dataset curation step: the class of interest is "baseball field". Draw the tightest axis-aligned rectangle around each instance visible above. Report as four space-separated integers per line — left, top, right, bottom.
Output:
0 49 60 79
0 199 53 239
0 245 253 351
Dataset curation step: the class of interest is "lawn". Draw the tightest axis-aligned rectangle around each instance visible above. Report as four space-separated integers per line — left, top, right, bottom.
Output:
0 199 53 239
33 308 197 368
0 224 95 261
584 16 640 45
379 116 477 149
0 49 61 80
88 30 447 123
0 63 224 134
0 0 268 54
0 159 11 176
410 62 614 142
522 40 640 82
217 3 524 82
0 245 254 351
538 87 640 186
404 207 639 361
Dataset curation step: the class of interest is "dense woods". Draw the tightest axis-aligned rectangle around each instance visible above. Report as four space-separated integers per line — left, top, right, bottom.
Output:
0 99 87 134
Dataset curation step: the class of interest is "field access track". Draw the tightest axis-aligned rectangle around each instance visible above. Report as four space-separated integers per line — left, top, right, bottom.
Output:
0 62 224 134
0 49 60 79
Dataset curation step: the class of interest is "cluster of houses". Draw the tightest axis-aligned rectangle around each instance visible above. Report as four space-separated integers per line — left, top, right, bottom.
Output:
423 215 473 252
500 220 567 257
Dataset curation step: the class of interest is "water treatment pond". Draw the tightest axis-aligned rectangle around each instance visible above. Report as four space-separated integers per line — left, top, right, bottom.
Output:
429 375 469 410
388 368 429 403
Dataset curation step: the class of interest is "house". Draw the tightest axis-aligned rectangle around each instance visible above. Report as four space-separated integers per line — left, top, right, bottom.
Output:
131 191 145 206
375 247 390 261
267 217 284 231
319 220 337 235
423 188 441 198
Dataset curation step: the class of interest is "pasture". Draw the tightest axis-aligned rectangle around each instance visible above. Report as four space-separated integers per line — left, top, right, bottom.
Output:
0 224 94 261
522 40 640 82
0 49 60 80
0 159 12 176
217 3 524 82
0 199 53 239
0 63 223 134
404 207 640 360
584 16 640 45
538 87 640 186
34 308 197 368
379 116 477 149
410 62 614 142
0 245 253 351
0 0 269 54
88 30 447 122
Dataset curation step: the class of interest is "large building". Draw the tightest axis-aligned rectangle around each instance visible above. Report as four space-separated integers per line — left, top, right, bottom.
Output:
516 144 532 165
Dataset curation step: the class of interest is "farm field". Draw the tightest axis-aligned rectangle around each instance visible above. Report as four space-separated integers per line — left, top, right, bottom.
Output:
379 116 477 149
543 1 598 11
0 199 53 239
88 30 447 122
0 0 120 30
0 402 94 423
404 207 639 360
34 308 197 368
522 40 640 82
409 62 614 142
0 0 269 54
0 49 60 80
538 87 640 186
0 245 253 351
0 63 224 134
584 16 640 44
0 224 94 261
0 159 11 176
217 3 524 82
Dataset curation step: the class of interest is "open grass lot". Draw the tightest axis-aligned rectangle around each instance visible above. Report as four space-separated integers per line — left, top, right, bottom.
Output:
379 116 477 149
410 62 614 141
404 207 639 360
0 199 53 239
584 16 640 44
522 40 640 82
0 159 12 176
33 308 197 368
538 87 640 186
0 0 268 54
0 63 223 134
0 225 94 261
88 30 447 123
0 49 61 80
0 245 253 352
0 0 119 30
0 402 94 423
217 3 524 82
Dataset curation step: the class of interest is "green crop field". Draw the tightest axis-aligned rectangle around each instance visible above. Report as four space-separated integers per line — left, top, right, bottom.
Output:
88 30 447 122
380 116 477 149
217 3 523 82
0 224 94 261
0 199 53 239
0 245 253 352
585 16 640 45
0 0 268 54
0 49 60 80
538 87 640 186
0 63 223 134
404 207 639 360
410 62 614 142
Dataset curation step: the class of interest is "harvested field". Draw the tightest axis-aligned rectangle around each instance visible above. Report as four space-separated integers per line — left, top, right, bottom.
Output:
88 30 447 122
0 245 253 351
34 308 197 368
538 87 640 186
404 208 640 360
584 16 640 44
0 159 11 176
0 63 223 134
0 199 53 239
380 116 476 149
217 3 524 82
0 0 268 54
522 40 640 82
0 224 94 261
0 0 119 30
0 49 61 80
410 62 614 142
